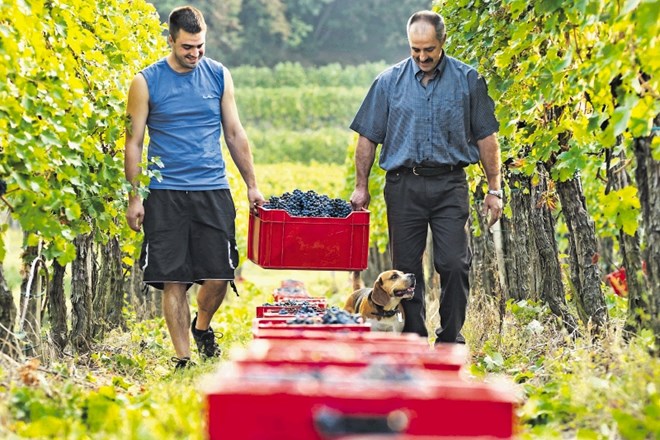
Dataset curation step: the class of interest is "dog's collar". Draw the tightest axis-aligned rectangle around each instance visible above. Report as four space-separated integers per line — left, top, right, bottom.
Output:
371 308 400 318
368 292 400 318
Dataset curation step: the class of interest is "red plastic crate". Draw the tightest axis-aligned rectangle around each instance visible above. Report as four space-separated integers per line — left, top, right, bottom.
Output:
257 308 324 318
273 291 310 301
273 293 309 302
233 339 468 373
253 329 431 345
256 299 327 318
336 436 504 440
248 206 370 270
267 296 327 307
272 279 310 299
279 279 307 290
253 318 371 336
202 362 519 439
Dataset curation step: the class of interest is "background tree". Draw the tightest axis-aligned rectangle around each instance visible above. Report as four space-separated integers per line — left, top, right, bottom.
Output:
151 0 432 66
436 0 658 336
0 0 166 355
0 263 19 357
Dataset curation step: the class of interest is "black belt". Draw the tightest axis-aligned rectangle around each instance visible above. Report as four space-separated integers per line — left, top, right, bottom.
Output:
389 165 462 176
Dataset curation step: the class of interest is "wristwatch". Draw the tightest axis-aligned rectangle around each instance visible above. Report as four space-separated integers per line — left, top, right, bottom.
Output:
487 189 503 199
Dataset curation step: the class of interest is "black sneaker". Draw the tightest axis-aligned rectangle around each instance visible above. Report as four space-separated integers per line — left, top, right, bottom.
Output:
191 315 223 359
172 356 195 371
434 332 466 345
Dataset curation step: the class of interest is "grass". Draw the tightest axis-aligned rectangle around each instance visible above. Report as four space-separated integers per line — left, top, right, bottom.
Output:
464 293 660 439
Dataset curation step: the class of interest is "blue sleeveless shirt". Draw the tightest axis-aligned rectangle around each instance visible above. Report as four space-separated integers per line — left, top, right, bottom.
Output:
141 57 228 190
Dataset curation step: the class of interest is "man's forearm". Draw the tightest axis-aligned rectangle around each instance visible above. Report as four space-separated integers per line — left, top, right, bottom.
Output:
477 134 501 190
355 135 377 189
226 134 258 190
124 143 143 200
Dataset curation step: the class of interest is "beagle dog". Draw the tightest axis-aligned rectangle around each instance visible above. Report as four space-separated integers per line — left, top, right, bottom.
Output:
344 270 416 333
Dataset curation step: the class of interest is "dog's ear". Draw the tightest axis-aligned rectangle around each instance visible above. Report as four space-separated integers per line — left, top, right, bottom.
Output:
371 276 391 307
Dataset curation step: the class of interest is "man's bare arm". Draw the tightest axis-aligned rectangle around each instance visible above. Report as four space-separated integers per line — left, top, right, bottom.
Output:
477 133 503 228
220 68 265 212
124 74 149 231
350 135 377 210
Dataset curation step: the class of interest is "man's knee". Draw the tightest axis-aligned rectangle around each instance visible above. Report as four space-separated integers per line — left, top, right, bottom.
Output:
434 258 470 275
163 283 187 297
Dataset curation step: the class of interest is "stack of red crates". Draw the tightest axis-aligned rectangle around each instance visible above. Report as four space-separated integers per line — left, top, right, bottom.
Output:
253 280 371 335
203 207 519 438
203 281 519 439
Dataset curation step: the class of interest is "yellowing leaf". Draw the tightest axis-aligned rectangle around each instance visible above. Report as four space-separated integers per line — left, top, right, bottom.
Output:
629 95 657 137
26 233 40 247
652 136 660 161
600 186 640 236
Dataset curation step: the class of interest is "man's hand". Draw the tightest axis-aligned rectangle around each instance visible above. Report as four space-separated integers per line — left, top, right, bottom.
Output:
350 187 371 211
248 187 266 216
126 197 144 232
482 193 503 228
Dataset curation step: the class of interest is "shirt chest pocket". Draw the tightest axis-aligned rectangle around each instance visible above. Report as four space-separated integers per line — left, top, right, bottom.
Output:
432 98 467 147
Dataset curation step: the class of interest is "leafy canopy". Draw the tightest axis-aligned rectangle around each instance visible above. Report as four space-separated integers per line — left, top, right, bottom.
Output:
0 0 167 263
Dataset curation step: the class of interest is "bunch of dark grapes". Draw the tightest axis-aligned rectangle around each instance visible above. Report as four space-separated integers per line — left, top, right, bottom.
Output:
321 306 364 324
287 312 319 325
262 300 312 307
264 189 352 218
286 306 362 325
261 300 323 315
280 303 321 315
0 179 6 197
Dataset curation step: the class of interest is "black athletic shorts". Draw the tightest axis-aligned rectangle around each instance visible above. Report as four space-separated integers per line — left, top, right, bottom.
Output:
139 189 239 290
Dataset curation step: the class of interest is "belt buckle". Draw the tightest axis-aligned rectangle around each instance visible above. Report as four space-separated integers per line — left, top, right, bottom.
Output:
412 166 421 176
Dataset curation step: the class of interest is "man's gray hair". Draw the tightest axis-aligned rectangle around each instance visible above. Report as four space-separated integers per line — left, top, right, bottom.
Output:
407 10 446 42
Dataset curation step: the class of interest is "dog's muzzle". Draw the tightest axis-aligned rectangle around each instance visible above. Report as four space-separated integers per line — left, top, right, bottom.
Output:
394 284 415 298
394 274 416 298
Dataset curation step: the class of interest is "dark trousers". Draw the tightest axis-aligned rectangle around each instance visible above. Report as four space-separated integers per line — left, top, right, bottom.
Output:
384 168 471 343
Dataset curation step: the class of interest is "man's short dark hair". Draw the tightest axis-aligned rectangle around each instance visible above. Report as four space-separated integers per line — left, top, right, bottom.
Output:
169 6 207 41
407 10 446 43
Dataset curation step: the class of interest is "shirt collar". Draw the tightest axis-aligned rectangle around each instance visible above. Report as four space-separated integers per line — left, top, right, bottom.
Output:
413 50 447 82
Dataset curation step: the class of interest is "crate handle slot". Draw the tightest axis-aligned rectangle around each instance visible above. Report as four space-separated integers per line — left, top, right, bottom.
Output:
313 406 409 437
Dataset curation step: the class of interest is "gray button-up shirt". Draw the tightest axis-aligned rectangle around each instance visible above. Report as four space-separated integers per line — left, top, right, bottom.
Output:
350 54 499 171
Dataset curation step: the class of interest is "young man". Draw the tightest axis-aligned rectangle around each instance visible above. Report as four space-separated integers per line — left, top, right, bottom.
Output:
350 10 503 344
124 6 265 370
